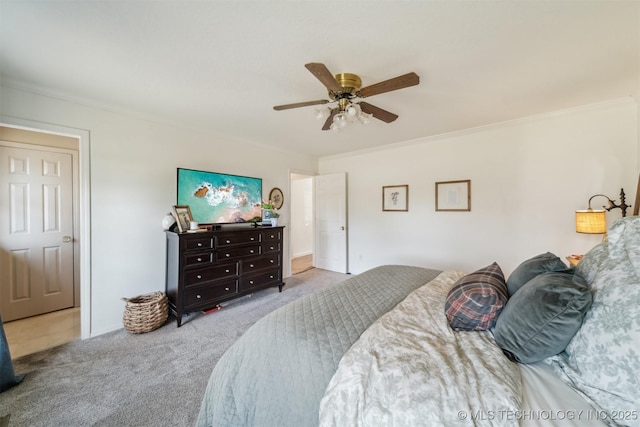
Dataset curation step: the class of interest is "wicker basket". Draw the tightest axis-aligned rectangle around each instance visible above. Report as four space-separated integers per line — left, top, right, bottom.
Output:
121 291 168 334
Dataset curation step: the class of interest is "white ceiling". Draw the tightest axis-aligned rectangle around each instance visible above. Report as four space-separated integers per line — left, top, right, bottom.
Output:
1 1 638 158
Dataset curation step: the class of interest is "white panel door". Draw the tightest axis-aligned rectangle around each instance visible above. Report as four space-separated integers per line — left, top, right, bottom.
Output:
314 172 348 273
0 144 74 321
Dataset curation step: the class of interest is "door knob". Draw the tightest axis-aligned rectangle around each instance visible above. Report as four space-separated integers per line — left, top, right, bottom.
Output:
340 226 345 231
62 235 72 243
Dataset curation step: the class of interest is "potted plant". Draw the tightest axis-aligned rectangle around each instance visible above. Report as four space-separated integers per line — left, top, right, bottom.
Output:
269 210 280 227
262 201 280 226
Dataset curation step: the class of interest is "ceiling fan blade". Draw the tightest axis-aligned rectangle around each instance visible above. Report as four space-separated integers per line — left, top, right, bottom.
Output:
357 72 419 98
321 109 338 131
360 102 398 123
273 100 329 111
305 62 342 93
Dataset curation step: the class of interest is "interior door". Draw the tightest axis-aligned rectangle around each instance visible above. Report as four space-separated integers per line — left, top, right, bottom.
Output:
314 172 348 273
0 144 75 321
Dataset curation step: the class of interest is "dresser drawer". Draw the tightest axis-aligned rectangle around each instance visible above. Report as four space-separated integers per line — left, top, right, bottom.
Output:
184 262 239 287
262 230 281 242
216 245 261 261
241 268 280 291
262 242 281 253
184 280 239 308
243 254 279 274
184 236 214 251
184 251 213 267
217 231 261 247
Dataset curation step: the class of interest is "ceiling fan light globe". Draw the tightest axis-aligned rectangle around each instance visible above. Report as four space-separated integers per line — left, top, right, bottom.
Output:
315 108 329 120
346 104 360 116
359 112 372 124
333 113 348 127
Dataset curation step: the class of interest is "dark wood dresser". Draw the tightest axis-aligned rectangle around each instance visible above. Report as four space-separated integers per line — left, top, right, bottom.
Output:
165 226 285 326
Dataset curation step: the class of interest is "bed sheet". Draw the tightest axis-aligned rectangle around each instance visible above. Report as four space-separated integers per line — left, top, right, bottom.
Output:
520 362 607 427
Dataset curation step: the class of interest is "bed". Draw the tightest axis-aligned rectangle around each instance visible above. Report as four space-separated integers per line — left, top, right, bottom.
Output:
197 216 640 427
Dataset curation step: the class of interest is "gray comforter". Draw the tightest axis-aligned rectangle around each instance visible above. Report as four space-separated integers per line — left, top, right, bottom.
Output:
196 265 442 427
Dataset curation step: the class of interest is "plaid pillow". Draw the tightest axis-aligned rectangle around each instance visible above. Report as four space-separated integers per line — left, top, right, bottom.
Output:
444 263 508 331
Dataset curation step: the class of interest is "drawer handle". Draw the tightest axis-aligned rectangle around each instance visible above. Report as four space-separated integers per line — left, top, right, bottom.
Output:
270 260 274 263
225 254 230 257
250 250 254 254
226 240 231 244
270 275 274 279
270 246 274 250
225 287 230 291
196 294 201 299
249 280 254 285
197 275 202 279
225 269 230 273
250 237 255 241
197 257 202 262
249 264 254 268
197 243 202 247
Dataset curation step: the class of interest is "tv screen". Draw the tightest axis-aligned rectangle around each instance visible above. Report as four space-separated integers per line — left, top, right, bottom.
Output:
177 168 262 224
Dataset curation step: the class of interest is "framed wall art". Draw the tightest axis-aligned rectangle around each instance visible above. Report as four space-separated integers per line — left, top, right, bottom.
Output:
435 180 471 211
382 185 408 212
269 187 284 210
172 205 193 232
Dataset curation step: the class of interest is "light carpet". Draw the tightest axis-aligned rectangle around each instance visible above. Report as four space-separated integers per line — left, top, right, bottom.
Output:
0 268 348 427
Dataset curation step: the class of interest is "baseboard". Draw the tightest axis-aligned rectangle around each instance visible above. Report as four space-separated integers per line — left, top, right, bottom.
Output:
292 251 312 258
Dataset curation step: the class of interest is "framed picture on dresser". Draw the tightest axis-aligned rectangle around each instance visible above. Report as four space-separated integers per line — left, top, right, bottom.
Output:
172 205 193 233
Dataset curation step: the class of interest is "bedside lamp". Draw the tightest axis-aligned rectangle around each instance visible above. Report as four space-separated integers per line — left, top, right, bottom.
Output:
575 209 607 234
575 188 629 234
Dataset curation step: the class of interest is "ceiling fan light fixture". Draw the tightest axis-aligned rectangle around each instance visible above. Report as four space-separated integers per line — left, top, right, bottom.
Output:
346 103 361 116
358 111 373 125
315 107 329 120
333 112 348 128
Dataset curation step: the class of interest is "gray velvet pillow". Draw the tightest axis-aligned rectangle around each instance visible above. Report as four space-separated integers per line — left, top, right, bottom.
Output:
493 271 592 364
506 252 568 296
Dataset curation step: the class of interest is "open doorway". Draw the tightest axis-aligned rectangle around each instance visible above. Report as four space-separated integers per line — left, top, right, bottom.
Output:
290 173 314 275
1 119 91 346
1 126 82 357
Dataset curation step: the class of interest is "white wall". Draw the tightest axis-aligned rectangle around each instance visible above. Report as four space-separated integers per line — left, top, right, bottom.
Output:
1 85 317 336
2 84 637 335
319 98 639 276
290 176 313 258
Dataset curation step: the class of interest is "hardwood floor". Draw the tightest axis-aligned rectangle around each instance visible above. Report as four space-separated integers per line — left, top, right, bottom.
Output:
291 254 313 275
3 308 80 359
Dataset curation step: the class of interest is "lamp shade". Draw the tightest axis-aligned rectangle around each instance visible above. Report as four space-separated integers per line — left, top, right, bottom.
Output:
575 209 606 234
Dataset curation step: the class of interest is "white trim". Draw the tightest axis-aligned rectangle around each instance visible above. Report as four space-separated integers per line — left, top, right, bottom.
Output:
320 96 638 161
0 116 92 339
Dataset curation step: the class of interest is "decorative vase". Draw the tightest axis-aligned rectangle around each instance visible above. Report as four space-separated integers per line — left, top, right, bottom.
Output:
271 218 278 227
162 213 176 230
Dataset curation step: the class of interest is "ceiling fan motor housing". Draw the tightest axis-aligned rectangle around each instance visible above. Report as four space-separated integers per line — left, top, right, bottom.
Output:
331 73 361 112
331 73 362 96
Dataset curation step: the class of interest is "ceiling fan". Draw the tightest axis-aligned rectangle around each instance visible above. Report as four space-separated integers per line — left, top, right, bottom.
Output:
273 62 419 131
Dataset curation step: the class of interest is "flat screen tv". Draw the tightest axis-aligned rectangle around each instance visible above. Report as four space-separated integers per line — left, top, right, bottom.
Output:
177 168 262 224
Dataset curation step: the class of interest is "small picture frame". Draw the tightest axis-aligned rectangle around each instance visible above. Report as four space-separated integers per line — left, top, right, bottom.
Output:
172 205 193 232
269 187 284 210
382 185 408 211
435 180 471 211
